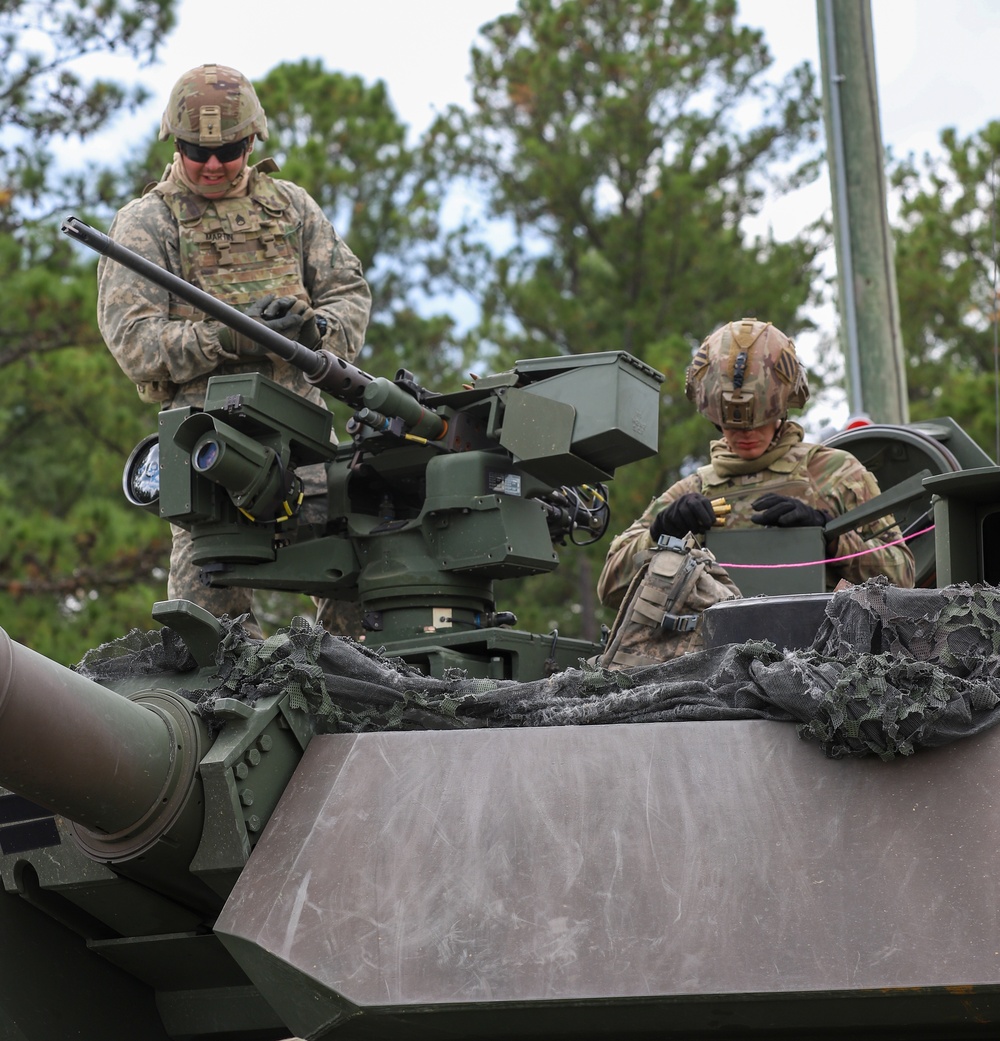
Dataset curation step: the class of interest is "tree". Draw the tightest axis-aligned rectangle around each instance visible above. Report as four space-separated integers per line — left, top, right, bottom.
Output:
1 0 176 226
891 121 1000 459
426 0 826 639
0 0 178 660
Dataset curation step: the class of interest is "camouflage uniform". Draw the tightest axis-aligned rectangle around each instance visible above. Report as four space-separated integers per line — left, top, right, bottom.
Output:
598 319 916 613
97 165 369 409
97 65 371 635
597 421 916 609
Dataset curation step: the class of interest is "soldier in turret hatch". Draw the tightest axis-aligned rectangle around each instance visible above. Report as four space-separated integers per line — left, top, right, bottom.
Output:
597 318 916 610
97 63 371 637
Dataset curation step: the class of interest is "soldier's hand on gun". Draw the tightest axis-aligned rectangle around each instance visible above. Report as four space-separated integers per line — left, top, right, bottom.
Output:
247 294 323 349
751 493 830 528
216 322 269 358
649 492 719 540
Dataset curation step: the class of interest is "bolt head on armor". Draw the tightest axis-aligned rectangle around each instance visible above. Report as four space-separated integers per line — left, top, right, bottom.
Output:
684 318 810 430
159 63 269 145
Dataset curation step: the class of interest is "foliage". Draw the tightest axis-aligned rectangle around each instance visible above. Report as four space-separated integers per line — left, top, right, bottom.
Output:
1 0 176 226
426 0 827 639
0 308 169 659
0 191 169 660
0 0 177 661
891 122 1000 459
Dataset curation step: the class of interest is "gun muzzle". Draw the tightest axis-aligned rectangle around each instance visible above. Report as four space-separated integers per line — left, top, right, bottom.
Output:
0 627 207 870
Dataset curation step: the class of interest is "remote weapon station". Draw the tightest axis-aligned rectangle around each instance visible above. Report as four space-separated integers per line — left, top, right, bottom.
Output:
67 218 661 681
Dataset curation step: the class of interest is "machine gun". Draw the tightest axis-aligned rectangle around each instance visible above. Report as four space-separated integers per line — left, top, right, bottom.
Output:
62 216 663 678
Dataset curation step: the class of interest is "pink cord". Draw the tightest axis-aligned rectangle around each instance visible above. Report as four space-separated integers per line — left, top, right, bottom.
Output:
715 524 935 570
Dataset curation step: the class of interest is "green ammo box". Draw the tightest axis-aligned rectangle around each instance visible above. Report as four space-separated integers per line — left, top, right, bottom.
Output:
500 351 663 486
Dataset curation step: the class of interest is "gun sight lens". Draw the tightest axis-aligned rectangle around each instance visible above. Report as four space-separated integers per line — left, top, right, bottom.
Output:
194 440 221 472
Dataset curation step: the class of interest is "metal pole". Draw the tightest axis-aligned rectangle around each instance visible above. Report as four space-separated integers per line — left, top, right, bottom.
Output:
816 0 908 423
819 0 863 417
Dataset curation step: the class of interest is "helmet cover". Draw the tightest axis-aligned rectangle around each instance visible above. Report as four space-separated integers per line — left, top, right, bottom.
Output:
684 318 809 429
159 63 268 145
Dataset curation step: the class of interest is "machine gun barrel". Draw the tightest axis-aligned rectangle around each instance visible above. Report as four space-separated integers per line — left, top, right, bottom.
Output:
61 215 372 407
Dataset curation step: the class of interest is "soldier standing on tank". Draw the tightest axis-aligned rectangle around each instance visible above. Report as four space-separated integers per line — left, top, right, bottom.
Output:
97 63 371 637
597 318 916 610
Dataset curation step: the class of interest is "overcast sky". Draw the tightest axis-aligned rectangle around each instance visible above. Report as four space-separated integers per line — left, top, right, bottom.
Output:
76 0 998 245
87 0 999 174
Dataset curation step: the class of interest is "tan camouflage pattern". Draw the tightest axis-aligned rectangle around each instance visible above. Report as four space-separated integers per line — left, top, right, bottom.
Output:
167 523 259 633
685 318 810 429
159 63 268 144
600 535 741 669
97 162 370 410
598 427 916 610
163 175 303 309
98 158 371 632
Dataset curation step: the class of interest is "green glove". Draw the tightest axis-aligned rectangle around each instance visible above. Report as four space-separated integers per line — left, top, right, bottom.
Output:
216 322 268 359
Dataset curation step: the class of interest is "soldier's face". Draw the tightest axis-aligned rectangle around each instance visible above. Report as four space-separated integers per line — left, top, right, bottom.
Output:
721 419 779 460
178 137 251 196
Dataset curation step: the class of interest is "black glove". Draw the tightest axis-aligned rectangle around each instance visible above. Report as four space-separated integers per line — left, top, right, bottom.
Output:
649 492 717 541
246 294 322 349
751 493 830 528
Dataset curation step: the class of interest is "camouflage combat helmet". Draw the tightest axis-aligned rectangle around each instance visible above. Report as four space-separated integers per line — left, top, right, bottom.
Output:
159 63 268 145
684 318 809 429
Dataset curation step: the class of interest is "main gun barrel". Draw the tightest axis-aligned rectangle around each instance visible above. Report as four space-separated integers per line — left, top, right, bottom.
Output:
61 215 372 406
0 627 204 854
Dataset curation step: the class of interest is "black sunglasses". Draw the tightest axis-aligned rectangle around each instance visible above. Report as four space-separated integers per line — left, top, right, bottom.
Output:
178 138 249 164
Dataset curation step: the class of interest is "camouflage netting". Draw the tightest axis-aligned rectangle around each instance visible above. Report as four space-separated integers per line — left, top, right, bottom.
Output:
75 577 1000 760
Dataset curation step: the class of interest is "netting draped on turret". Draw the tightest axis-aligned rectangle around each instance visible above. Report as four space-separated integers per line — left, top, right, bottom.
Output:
74 577 1000 760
